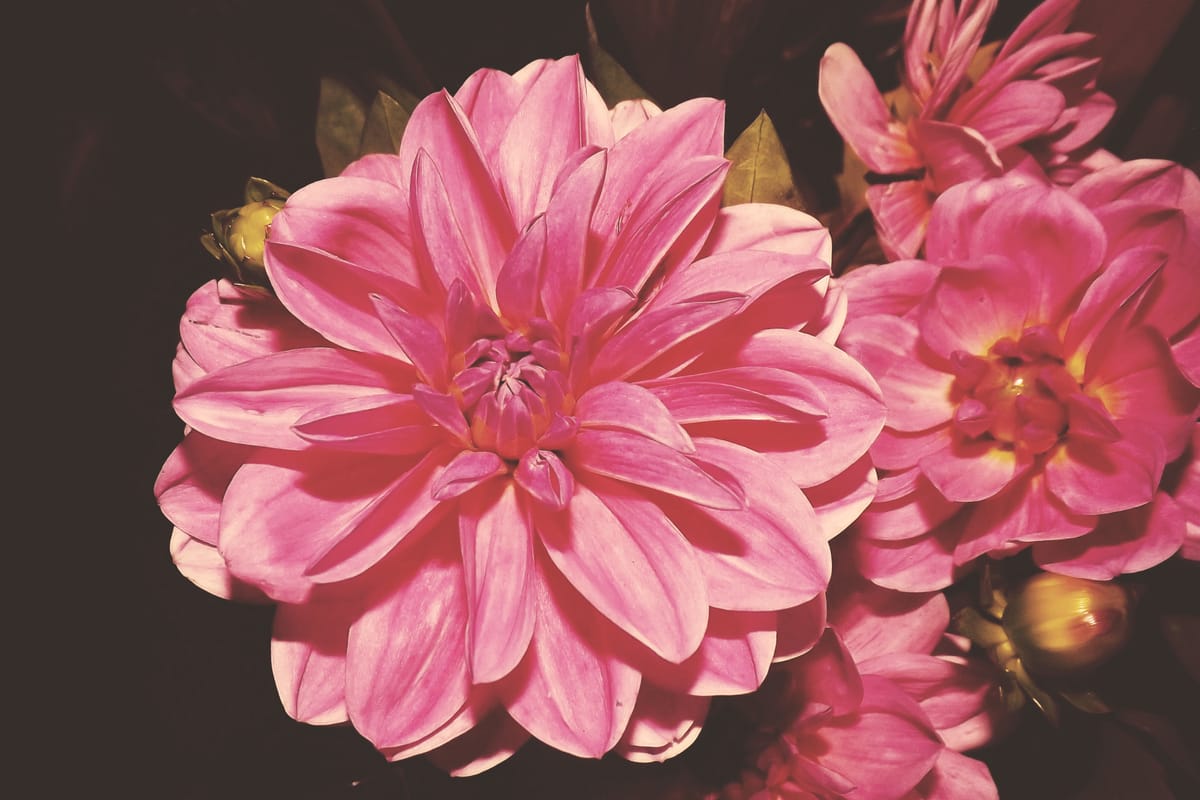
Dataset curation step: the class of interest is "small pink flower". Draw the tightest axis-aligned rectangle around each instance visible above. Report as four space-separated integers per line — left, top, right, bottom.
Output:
157 56 885 770
819 0 1116 259
838 178 1199 591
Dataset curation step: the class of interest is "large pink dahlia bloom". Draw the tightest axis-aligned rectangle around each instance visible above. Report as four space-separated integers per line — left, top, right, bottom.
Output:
838 178 1199 591
819 0 1116 259
156 56 885 770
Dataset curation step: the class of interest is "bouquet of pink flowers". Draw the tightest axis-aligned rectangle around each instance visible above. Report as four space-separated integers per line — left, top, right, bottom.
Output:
152 0 1199 796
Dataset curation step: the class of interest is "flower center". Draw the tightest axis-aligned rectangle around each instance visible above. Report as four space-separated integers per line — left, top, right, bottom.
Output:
451 321 572 460
952 326 1074 455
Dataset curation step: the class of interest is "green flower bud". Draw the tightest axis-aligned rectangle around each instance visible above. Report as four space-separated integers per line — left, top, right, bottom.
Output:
1002 573 1133 677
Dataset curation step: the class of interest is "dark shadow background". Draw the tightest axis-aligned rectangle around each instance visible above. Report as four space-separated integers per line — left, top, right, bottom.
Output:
35 0 1198 797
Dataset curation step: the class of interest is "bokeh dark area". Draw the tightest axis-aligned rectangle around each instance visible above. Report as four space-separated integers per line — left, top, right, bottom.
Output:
41 0 1198 797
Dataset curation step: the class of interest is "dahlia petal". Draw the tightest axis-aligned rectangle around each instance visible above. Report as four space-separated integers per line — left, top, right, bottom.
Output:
647 366 828 421
1046 422 1165 515
921 0 994 117
911 749 998 800
271 600 353 725
828 575 949 663
540 150 607 326
380 690 492 762
346 526 470 749
409 150 490 302
773 595 828 662
919 438 1029 503
909 119 1003 193
426 710 530 777
454 67 522 162
1064 245 1167 364
292 393 439 455
866 181 932 260
568 428 742 510
616 685 708 763
858 654 994 733
174 348 400 450
726 330 885 486
924 176 1042 264
955 80 1065 149
856 469 961 541
673 439 830 610
639 609 776 696
805 455 879 541
431 450 507 501
791 628 864 718
646 251 828 313
497 56 588 226
340 152 409 186
536 477 708 663
838 260 939 320
1175 333 1200 386
268 176 416 283
514 449 575 510
460 482 535 683
411 384 472 446
815 675 943 800
700 203 832 263
918 260 1032 361
839 315 956 432
263 241 424 358
609 98 662 141
576 381 693 452
1033 491 1186 579
304 447 453 584
172 342 205 391
169 529 267 602
178 280 326 374
495 214 546 325
596 155 729 294
818 43 922 174
854 523 961 592
155 432 250 544
369 293 448 387
397 90 516 282
954 470 1095 565
870 425 955 473
500 554 641 758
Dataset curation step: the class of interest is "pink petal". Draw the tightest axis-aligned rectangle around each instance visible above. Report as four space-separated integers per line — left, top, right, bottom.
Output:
923 175 1044 264
380 690 492 762
774 595 828 662
856 468 961 541
954 80 1065 149
535 477 708 663
369 293 449 387
514 449 575 510
345 525 470 749
426 709 530 777
155 432 249 544
838 260 939 320
858 654 994 732
609 98 662 141
639 609 777 696
459 482 535 683
805 455 879 540
699 203 832 263
567 428 742 510
174 347 401 450
292 393 439 455
1034 490 1186 579
500 553 641 758
1046 421 1166 515
1064 245 1167 365
454 68 521 162
909 120 1003 193
672 439 831 611
827 569 949 663
854 522 961 592
411 385 472 446
495 215 547 325
919 437 1030 503
918 259 1032 361
911 749 998 800
646 250 828 313
790 628 864 718
954 471 1096 564
575 381 694 452
169 529 268 602
539 150 607 326
431 450 507 501
271 599 354 725
818 43 922 174
867 181 932 261
615 685 708 763
408 150 491 302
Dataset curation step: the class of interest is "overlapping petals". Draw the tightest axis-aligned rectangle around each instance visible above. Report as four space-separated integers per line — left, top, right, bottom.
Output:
156 56 885 769
839 179 1199 591
819 0 1116 258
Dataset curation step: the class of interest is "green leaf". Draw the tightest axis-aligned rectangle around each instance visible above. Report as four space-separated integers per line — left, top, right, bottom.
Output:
583 2 651 106
722 110 806 210
358 90 415 157
316 76 368 178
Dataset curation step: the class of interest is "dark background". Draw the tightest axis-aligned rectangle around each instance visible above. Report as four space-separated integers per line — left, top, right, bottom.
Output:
34 0 1198 797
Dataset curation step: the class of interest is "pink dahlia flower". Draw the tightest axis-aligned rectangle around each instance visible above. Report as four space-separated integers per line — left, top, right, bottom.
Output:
712 572 1002 800
157 56 885 771
819 0 1117 259
838 178 1199 591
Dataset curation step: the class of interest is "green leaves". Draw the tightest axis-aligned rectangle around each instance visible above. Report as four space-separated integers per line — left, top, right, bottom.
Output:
315 79 418 177
721 110 807 210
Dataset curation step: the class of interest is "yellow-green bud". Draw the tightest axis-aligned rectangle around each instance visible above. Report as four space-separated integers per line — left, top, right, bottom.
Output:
223 198 285 269
1001 573 1133 677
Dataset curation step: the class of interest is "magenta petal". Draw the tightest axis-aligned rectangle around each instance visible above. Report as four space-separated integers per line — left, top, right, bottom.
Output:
155 432 250 544
427 709 530 777
646 366 828 424
292 393 439 455
838 260 939 320
500 554 641 758
409 150 491 302
271 600 354 725
867 181 932 260
818 43 921 174
1034 491 1186 579
536 477 708 664
815 675 943 800
773 595 828 662
1046 422 1165 515
646 250 828 313
495 215 547 325
919 437 1029 503
616 685 708 763
174 347 399 450
453 67 521 162
346 526 470 749
431 450 507 501
791 628 864 718
909 119 1003 193
575 381 694 452
411 384 472 445
514 449 575 510
918 260 1031 361
540 150 607 326
956 80 1065 149
568 428 742 510
954 472 1095 564
858 653 994 732
460 482 535 683
640 609 777 696
169 529 267 602
700 203 831 262
806 455 879 540
369 293 449 387
854 523 961 592
1064 245 1167 363
912 749 998 800
827 569 949 663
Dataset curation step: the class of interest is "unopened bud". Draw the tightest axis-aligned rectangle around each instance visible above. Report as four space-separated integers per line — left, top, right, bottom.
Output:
1002 573 1133 677
201 177 289 287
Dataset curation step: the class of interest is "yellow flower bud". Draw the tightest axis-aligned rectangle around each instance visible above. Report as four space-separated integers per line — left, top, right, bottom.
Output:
1001 573 1133 677
201 177 289 287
